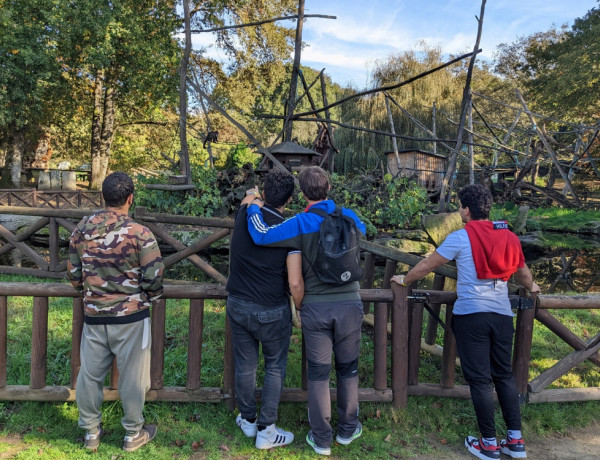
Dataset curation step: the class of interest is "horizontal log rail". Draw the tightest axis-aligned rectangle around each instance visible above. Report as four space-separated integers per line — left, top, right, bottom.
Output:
0 190 103 209
0 283 598 408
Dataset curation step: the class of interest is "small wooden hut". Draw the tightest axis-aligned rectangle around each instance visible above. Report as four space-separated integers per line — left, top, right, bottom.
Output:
258 141 321 172
386 149 447 190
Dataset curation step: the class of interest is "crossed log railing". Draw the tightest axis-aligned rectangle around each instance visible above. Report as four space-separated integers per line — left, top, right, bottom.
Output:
0 190 103 209
1 207 600 405
0 282 599 407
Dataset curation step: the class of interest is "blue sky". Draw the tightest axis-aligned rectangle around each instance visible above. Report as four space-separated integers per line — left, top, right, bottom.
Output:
194 0 598 89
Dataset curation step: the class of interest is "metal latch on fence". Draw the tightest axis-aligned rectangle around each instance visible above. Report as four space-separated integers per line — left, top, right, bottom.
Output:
408 292 447 330
510 296 535 310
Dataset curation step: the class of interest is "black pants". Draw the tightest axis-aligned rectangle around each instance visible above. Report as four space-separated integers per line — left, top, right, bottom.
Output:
452 312 522 438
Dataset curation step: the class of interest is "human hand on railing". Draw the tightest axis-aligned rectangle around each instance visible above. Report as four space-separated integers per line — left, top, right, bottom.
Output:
529 282 541 294
391 274 408 287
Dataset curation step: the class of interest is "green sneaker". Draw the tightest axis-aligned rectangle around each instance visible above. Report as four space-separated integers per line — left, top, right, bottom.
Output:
336 422 362 445
306 431 331 456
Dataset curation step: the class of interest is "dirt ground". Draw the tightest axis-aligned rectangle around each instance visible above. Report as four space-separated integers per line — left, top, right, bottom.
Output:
417 422 600 460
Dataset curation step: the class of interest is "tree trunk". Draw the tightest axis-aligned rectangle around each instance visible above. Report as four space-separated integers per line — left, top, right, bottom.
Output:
284 0 305 141
0 123 24 188
90 71 105 190
90 72 116 190
179 0 192 184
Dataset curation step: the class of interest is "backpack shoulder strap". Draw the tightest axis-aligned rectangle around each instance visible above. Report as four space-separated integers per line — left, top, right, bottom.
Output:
307 207 329 218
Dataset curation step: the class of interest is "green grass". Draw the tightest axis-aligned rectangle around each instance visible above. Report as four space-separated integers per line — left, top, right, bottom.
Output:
0 275 600 458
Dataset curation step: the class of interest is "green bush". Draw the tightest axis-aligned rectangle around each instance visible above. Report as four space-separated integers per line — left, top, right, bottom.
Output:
134 167 224 216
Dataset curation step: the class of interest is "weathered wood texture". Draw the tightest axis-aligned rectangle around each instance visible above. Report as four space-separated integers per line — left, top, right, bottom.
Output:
0 278 599 406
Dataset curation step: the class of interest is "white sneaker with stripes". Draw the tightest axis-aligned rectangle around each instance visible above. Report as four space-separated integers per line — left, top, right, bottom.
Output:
255 424 294 449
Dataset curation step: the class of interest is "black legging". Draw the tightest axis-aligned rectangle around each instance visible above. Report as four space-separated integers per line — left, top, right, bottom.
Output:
452 312 522 438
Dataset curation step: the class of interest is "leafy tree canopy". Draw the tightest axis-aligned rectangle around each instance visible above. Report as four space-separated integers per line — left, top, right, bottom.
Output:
495 4 600 121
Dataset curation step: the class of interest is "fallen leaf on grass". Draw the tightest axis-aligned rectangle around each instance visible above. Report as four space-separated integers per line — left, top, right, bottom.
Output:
376 409 381 419
36 427 46 433
192 440 205 450
441 438 448 444
361 443 374 452
219 444 230 452
384 434 392 442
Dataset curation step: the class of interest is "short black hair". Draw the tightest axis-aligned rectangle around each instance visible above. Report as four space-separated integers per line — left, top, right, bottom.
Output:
102 172 134 207
298 166 329 201
263 170 295 208
458 184 493 220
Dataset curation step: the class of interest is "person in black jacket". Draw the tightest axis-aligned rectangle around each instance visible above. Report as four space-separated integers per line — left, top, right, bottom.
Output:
226 170 298 450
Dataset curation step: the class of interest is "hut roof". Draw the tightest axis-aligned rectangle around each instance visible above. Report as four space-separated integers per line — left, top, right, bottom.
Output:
270 141 320 156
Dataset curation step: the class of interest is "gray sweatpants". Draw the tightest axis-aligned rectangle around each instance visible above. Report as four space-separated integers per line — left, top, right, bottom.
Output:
76 318 151 436
300 300 363 448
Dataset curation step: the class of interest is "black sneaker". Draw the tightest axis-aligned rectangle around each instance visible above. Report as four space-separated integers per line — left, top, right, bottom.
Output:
123 424 157 452
500 437 527 458
465 436 500 459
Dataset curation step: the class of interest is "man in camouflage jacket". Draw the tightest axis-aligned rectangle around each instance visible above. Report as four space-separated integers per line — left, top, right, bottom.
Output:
68 172 164 452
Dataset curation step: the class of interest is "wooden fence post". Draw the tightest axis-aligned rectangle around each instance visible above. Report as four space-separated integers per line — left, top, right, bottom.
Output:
362 252 376 315
513 290 536 402
151 299 166 390
70 297 84 389
223 314 236 409
391 283 409 408
441 304 457 389
30 297 48 389
109 359 119 390
0 296 6 388
373 301 388 390
49 218 59 271
187 299 204 390
408 299 424 386
425 274 445 345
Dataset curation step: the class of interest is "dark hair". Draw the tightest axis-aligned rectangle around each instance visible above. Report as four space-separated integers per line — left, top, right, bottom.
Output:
263 170 295 208
297 166 329 201
458 184 493 220
102 172 134 207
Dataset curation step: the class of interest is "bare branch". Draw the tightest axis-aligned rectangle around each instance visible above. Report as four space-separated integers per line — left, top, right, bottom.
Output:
191 14 336 33
291 50 480 119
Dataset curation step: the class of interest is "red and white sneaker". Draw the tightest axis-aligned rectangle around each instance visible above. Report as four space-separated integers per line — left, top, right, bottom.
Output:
465 436 500 460
500 437 527 458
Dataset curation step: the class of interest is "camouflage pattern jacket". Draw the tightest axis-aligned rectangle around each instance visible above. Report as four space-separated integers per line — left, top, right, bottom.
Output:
68 210 164 324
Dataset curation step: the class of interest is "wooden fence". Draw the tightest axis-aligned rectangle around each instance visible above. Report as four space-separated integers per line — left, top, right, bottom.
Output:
0 190 103 209
0 207 599 405
0 282 599 407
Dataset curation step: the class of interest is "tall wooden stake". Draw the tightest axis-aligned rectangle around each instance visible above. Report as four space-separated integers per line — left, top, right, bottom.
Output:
284 0 305 141
468 96 474 184
385 94 401 170
438 0 486 211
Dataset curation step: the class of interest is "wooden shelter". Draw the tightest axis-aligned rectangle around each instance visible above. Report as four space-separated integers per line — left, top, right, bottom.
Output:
258 141 321 172
386 149 447 190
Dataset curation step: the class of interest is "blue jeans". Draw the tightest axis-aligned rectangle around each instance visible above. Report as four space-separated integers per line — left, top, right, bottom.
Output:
226 295 292 427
